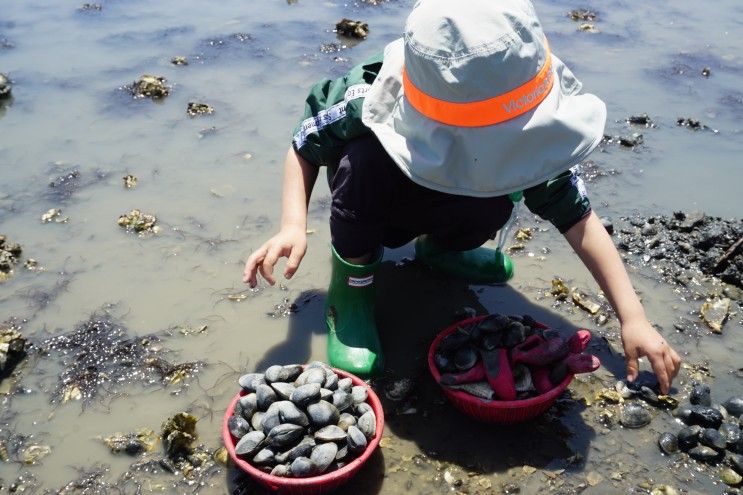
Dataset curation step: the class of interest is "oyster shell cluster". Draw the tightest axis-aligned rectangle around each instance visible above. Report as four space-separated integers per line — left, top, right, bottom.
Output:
658 384 743 476
434 313 598 401
128 75 170 99
0 73 11 99
335 19 369 39
229 361 377 478
117 209 160 234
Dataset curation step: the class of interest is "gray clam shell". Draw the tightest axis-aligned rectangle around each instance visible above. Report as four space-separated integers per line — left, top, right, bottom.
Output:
276 437 315 464
307 400 340 428
270 463 291 477
320 388 334 401
338 413 357 431
235 431 265 457
253 447 277 465
310 442 338 473
355 402 373 416
619 403 652 429
291 383 321 408
264 365 285 384
295 368 326 387
239 373 266 392
337 377 353 392
351 386 368 404
228 415 251 439
347 425 367 454
332 390 353 412
238 393 258 420
267 423 305 449
357 410 377 440
261 406 282 435
270 382 295 400
315 425 347 442
256 384 278 411
290 456 316 477
324 372 339 390
251 411 265 431
277 400 310 427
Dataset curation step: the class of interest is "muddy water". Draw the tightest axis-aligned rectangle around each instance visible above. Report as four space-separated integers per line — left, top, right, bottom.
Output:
0 0 741 493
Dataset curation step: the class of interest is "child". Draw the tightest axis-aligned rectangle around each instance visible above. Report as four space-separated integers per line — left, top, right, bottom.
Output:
244 0 681 393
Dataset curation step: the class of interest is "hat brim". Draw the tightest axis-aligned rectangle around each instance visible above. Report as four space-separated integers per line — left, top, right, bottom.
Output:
362 38 607 197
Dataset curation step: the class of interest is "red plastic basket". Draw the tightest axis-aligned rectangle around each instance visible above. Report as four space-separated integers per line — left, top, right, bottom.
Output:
428 315 574 424
223 367 384 495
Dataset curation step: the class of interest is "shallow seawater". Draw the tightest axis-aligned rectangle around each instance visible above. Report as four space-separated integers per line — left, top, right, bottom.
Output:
0 0 741 493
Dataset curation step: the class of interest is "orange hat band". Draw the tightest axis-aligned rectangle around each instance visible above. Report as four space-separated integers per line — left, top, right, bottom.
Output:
402 44 554 128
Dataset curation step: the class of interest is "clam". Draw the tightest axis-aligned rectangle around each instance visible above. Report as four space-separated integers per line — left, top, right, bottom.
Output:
347 425 367 454
688 405 723 429
267 424 305 449
250 411 265 431
351 386 368 404
315 425 347 443
658 432 678 455
291 383 321 408
677 425 701 451
453 346 477 371
336 444 350 462
264 365 284 383
256 384 277 411
320 388 333 401
239 373 265 392
332 390 353 412
729 453 743 475
270 464 291 477
310 442 338 473
235 431 265 457
271 382 295 400
357 410 376 439
688 445 722 464
290 456 316 477
275 437 315 463
719 422 741 448
253 447 277 466
338 413 356 431
324 372 339 390
438 328 472 354
502 322 527 348
689 384 711 406
238 393 258 420
723 397 743 418
337 377 353 392
276 400 309 427
434 352 456 372
261 406 282 435
307 400 340 428
296 367 326 386
619 403 652 429
355 402 373 416
228 416 251 439
477 313 510 332
700 428 727 451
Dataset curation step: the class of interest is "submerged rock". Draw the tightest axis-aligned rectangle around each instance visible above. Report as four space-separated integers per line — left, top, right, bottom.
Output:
186 102 214 117
0 73 11 99
123 174 138 188
335 19 369 39
0 235 23 282
128 75 170 99
171 56 188 66
102 428 156 455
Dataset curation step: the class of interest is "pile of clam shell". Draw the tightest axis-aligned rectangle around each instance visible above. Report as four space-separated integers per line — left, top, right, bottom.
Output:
658 385 742 476
228 362 377 478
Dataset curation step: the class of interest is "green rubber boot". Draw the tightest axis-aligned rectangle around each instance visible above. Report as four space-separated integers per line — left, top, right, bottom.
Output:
325 245 384 377
414 235 514 284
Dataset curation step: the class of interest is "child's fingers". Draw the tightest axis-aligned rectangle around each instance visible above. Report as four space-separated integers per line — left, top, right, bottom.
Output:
259 244 283 286
244 246 268 286
625 353 639 383
649 354 670 394
284 246 304 279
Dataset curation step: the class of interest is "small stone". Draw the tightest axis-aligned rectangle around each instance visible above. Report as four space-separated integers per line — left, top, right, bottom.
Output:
171 56 188 66
701 67 711 77
123 174 137 188
721 467 742 486
335 18 369 39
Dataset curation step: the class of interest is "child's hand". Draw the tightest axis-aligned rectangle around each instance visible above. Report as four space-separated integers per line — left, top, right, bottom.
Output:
621 318 681 394
243 226 307 288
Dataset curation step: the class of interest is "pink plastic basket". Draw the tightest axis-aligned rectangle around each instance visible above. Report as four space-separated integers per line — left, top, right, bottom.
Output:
428 315 573 424
223 367 384 494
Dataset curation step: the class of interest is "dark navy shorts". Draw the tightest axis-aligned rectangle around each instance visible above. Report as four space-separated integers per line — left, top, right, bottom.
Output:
329 134 514 259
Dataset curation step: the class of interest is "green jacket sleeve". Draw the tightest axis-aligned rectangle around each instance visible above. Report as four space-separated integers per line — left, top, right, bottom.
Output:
291 53 383 171
523 169 592 233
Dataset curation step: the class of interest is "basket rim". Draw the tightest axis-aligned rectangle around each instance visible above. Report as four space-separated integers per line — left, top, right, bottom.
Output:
222 366 384 489
427 314 574 410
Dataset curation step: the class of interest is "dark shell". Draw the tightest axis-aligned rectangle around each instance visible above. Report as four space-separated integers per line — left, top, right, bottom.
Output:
351 386 368 404
502 322 528 348
310 442 338 473
307 400 340 428
674 406 694 423
235 431 265 457
658 432 679 455
619 403 652 429
729 453 743 475
250 411 265 431
277 400 310 427
290 456 316 477
719 422 741 448
688 445 723 464
261 406 282 435
270 382 295 400
267 424 305 449
688 405 723 429
477 313 510 332
453 346 477 371
332 390 353 412
723 397 743 418
228 415 251 439
434 352 456 373
238 393 258 420
337 377 353 392
638 386 659 406
438 328 472 354
324 372 339 390
295 367 326 386
338 413 356 431
315 425 347 443
256 384 278 411
291 383 321 408
270 464 291 477
347 425 367 454
690 384 712 407
700 428 728 451
678 425 702 451
320 388 334 401
238 373 265 392
355 402 373 416
357 410 377 439
480 333 502 351
276 437 315 464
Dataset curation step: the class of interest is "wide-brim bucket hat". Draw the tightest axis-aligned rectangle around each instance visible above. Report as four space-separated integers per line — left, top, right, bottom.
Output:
362 0 607 197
